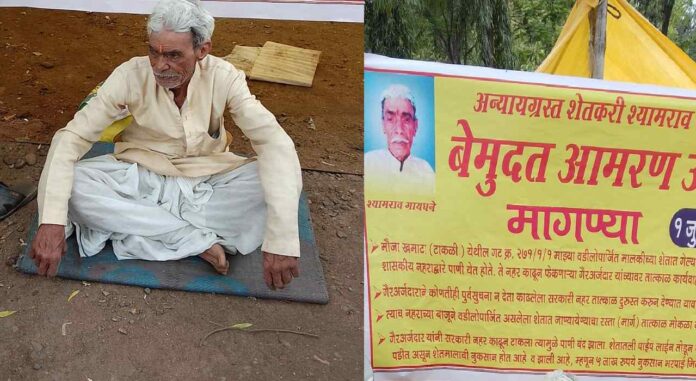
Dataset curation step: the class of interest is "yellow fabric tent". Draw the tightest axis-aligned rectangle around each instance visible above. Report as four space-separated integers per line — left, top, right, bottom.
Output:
537 0 696 89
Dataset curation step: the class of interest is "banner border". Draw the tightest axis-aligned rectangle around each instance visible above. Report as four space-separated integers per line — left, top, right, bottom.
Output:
364 55 696 379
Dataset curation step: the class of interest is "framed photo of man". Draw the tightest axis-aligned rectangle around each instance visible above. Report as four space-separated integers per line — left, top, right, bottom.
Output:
364 72 435 196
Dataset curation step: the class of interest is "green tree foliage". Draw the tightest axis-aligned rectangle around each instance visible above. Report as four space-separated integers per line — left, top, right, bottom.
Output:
419 0 472 64
419 0 516 68
632 0 696 60
629 0 676 34
365 0 515 68
364 0 415 59
365 0 696 69
670 0 696 59
510 0 574 71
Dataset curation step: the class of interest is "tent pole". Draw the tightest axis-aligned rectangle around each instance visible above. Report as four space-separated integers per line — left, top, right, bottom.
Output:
591 0 608 79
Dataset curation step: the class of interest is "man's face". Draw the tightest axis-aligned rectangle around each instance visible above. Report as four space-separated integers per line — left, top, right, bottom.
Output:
382 97 418 162
148 30 200 89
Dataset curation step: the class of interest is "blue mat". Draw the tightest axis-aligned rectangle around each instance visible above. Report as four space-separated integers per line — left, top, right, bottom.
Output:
17 143 328 304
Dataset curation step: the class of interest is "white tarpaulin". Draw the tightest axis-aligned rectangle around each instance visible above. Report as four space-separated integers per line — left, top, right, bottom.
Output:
0 0 364 23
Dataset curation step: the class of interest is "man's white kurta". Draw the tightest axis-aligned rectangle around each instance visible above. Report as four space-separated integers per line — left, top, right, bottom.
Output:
38 55 302 257
364 149 435 195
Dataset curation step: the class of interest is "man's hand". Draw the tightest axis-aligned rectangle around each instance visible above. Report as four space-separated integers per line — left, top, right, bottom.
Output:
29 224 67 277
263 251 299 290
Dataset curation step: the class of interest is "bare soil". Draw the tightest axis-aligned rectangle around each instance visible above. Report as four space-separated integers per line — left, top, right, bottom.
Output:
0 8 363 380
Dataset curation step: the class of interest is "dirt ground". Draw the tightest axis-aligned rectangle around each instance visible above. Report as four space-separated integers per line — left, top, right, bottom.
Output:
0 8 363 380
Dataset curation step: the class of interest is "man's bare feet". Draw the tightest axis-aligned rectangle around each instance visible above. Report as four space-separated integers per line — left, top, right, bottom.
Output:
200 243 229 275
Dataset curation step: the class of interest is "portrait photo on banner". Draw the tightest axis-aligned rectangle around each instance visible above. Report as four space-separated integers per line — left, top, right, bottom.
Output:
364 71 435 196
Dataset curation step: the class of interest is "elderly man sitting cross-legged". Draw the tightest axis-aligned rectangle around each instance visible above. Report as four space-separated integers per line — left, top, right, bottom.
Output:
30 0 302 290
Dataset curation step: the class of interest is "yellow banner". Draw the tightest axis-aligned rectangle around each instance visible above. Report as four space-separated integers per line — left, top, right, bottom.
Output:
365 69 696 377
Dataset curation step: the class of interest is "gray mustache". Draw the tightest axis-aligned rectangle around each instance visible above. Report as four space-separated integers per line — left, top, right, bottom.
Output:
154 72 180 78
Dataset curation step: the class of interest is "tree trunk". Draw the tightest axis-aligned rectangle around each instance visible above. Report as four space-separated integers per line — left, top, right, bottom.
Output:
661 0 675 35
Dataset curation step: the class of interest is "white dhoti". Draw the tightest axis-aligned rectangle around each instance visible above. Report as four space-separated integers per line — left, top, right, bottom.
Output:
65 155 266 261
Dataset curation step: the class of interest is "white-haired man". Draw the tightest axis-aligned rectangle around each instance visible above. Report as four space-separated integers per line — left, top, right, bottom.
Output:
365 84 435 195
30 0 301 290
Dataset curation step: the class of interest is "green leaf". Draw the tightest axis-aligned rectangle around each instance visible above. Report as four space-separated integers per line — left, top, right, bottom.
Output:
0 310 16 318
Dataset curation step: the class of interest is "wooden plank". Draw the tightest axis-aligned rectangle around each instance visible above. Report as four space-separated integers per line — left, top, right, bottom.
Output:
249 41 321 87
590 0 607 79
222 46 261 74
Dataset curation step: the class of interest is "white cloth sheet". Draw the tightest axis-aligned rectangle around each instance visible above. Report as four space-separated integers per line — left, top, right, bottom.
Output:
66 155 266 261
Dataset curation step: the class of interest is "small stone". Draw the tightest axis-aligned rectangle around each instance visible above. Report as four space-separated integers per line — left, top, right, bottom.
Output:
32 51 42 56
40 62 54 69
30 350 45 362
307 117 316 130
32 363 41 370
128 319 134 324
30 341 43 352
336 231 347 239
111 317 119 322
144 288 151 294
24 152 36 166
101 290 110 297
14 159 25 169
129 308 137 315
321 199 333 207
118 301 128 307
16 226 24 232
3 156 14 166
5 255 18 266
280 340 291 348
348 287 354 292
340 305 352 314
118 328 127 335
